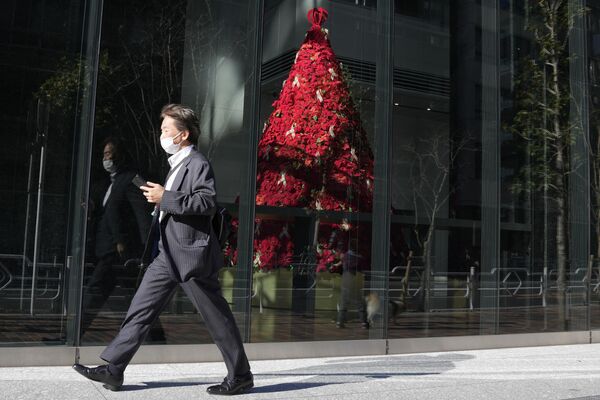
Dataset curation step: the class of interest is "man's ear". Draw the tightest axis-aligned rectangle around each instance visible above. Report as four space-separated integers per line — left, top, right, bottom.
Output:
180 130 190 143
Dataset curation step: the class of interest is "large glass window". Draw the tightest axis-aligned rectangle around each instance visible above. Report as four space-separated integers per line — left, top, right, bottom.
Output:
0 0 91 345
387 0 593 339
590 1 600 332
80 0 257 345
3 0 600 352
387 0 484 338
499 0 590 333
250 1 380 342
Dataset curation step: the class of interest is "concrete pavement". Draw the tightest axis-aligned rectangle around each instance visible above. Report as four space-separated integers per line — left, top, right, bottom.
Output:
2 343 600 399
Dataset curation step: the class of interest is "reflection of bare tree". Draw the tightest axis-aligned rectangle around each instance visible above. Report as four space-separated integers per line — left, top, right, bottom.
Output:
183 1 251 162
404 132 470 311
100 0 254 175
509 0 582 325
98 0 189 175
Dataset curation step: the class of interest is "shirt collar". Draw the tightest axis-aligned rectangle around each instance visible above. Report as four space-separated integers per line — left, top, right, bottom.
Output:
167 145 194 169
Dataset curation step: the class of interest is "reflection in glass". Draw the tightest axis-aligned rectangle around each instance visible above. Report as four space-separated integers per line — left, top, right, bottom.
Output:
4 0 600 351
81 0 255 345
388 0 484 338
80 137 165 343
388 0 594 338
251 2 377 342
0 0 88 344
590 2 600 332
500 1 589 333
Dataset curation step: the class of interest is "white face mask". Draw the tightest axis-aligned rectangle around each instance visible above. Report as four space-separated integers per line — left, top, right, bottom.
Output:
160 131 183 155
103 159 117 173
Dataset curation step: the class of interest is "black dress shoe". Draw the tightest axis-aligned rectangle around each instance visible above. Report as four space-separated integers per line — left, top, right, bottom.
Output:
72 363 123 391
206 372 254 395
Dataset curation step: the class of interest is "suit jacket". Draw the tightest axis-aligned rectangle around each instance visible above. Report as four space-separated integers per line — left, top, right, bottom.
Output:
142 147 223 282
93 168 152 259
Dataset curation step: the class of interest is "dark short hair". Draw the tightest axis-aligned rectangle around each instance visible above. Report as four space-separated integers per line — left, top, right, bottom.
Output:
160 104 201 143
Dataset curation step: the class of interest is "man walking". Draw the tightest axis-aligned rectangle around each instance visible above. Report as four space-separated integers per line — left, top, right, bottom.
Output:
73 104 253 395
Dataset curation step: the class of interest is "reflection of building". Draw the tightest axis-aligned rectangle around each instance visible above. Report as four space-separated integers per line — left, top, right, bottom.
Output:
2 0 600 367
0 0 85 313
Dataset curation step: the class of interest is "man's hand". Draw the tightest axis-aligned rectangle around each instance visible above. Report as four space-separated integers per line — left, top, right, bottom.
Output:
141 182 165 204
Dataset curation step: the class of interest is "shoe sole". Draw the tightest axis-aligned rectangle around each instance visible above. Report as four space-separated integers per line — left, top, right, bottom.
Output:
208 382 254 395
102 384 121 391
237 382 254 394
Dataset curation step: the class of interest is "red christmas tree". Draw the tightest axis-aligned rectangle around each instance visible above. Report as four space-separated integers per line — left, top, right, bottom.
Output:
228 7 374 271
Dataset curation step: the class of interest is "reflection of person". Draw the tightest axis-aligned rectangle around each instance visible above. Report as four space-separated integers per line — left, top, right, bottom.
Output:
81 137 166 340
73 104 252 395
336 238 368 329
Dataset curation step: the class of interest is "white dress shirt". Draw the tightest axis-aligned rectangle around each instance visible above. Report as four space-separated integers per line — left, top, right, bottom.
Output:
159 145 193 222
102 172 117 207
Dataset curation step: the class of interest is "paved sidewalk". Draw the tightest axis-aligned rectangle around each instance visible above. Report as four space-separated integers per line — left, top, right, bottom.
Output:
2 343 600 399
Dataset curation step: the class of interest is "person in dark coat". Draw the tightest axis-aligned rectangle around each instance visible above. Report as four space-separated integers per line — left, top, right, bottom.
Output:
336 238 369 328
81 137 165 341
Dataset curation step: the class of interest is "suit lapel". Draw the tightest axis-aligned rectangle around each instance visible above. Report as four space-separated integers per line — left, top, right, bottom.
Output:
170 165 188 192
169 148 197 192
169 162 187 192
159 149 197 226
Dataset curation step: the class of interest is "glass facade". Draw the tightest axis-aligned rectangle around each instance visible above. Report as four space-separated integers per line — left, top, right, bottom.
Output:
2 0 600 351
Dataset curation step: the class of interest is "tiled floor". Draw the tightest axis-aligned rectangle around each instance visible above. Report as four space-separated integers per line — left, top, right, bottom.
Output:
0 303 594 346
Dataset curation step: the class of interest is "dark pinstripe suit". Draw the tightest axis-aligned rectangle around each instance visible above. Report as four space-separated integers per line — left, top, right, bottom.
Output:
100 147 250 379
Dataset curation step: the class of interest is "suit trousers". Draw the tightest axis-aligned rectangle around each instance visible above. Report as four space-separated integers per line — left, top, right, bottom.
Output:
81 254 118 322
99 251 250 379
81 253 166 341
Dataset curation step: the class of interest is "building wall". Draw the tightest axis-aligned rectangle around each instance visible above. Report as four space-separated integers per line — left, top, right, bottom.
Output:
1 0 599 361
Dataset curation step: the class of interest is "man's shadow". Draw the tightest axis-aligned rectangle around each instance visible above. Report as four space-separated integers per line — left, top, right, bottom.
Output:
117 353 474 393
251 353 474 394
122 380 330 393
121 380 209 391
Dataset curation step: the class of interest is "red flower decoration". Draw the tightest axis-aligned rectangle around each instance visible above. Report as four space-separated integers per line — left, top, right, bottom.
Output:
232 8 374 271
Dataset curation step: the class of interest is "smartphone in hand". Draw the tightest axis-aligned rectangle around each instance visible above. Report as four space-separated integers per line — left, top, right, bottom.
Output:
131 174 147 189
